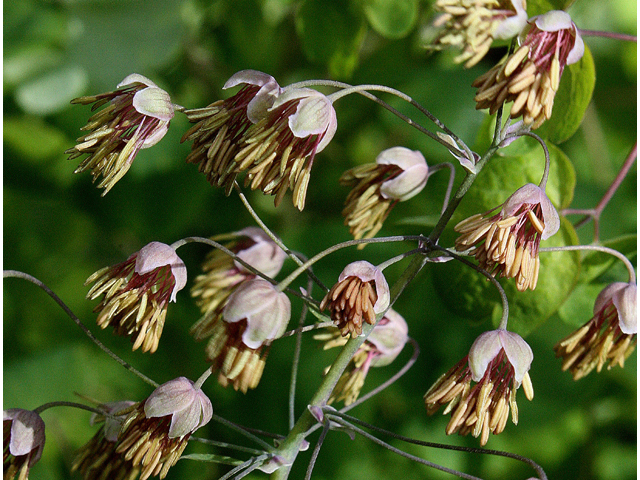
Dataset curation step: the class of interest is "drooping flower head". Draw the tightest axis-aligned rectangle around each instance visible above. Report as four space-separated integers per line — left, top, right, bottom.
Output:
67 74 175 194
555 282 637 380
182 70 283 192
85 242 187 353
112 378 212 480
454 183 560 291
190 227 288 342
340 147 429 246
428 0 528 67
203 278 291 392
424 329 534 446
316 308 409 405
474 10 585 128
71 401 137 480
3 409 46 480
232 87 338 210
320 261 390 338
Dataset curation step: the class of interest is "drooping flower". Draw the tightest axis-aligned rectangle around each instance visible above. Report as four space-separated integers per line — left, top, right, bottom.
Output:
190 227 288 343
85 242 187 353
424 329 534 446
554 282 637 380
474 10 585 128
232 87 338 210
111 378 212 480
181 70 283 193
71 401 137 480
428 0 528 67
203 278 291 392
340 147 429 246
320 261 390 338
3 409 46 480
316 308 409 405
67 74 175 195
454 183 560 292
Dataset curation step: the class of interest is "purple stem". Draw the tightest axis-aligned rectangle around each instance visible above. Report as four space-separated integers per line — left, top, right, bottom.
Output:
579 30 637 43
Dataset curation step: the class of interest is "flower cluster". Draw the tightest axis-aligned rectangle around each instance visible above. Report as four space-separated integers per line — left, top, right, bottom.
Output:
340 147 429 245
85 242 187 353
316 308 409 405
3 409 46 480
183 70 337 210
72 378 212 480
474 11 584 128
67 74 175 194
430 0 528 67
425 329 534 445
454 183 559 291
320 261 390 338
555 282 637 380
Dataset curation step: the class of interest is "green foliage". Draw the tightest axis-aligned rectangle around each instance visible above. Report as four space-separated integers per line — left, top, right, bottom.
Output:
362 0 419 39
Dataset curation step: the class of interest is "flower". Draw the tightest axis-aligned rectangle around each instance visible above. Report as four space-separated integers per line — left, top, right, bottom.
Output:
424 329 534 446
429 0 527 67
454 183 560 292
67 74 175 195
232 87 338 210
71 401 137 480
85 242 187 353
110 378 212 480
190 227 287 342
320 261 390 338
554 282 637 380
181 70 283 193
3 409 46 480
204 278 291 392
340 147 429 246
316 308 409 405
474 10 585 128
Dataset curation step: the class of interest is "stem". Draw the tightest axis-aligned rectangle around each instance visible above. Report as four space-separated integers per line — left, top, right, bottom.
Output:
190 436 267 456
376 248 422 272
428 162 457 215
303 423 330 480
540 245 636 284
274 235 418 292
33 401 112 417
212 414 276 452
3 270 159 388
519 131 551 190
194 367 213 390
339 337 419 414
327 411 548 480
325 415 485 480
579 29 637 42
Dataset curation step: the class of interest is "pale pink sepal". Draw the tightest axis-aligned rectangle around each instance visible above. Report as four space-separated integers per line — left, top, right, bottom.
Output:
469 329 533 385
134 242 187 302
377 147 429 202
502 183 560 240
338 261 390 316
3 409 46 462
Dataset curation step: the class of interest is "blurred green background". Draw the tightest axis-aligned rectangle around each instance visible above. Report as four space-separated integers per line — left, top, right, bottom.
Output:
4 0 636 479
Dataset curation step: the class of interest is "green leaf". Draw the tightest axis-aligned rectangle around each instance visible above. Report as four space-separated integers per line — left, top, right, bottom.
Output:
535 44 595 144
295 0 367 78
4 116 68 162
527 0 577 16
394 214 440 227
362 0 419 40
579 234 637 284
15 65 89 116
557 282 606 327
4 45 63 91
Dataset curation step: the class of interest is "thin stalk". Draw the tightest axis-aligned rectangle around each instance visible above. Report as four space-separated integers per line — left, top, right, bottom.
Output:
33 401 112 417
325 415 485 480
579 30 637 42
377 248 422 272
190 436 267 456
212 414 276 452
3 270 159 388
428 162 456 215
303 423 330 480
328 411 548 480
540 245 636 284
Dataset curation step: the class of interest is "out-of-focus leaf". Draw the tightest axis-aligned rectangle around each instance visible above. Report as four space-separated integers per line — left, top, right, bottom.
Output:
395 215 440 227
579 234 637 284
362 0 419 40
527 0 577 16
15 65 88 116
295 0 367 78
4 45 63 91
179 454 244 465
536 45 596 144
4 116 68 161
